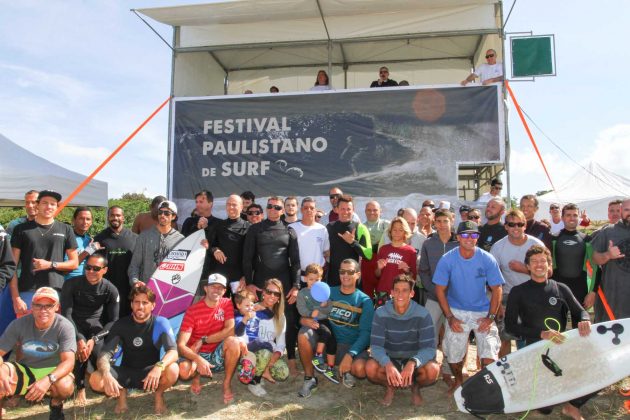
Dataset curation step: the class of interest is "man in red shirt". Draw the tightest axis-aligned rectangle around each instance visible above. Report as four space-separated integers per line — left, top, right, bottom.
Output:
177 273 241 404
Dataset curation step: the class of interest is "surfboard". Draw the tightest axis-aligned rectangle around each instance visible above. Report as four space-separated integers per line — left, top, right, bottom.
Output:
147 229 207 335
454 318 630 415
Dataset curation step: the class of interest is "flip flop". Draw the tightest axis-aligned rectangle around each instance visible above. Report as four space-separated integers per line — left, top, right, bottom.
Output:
619 388 630 397
624 399 630 414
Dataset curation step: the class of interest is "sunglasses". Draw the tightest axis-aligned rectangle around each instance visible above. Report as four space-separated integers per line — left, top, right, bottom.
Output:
32 303 56 311
85 264 104 272
506 222 526 228
247 210 262 216
459 232 480 239
485 54 495 58
339 269 357 275
492 186 502 190
266 204 283 211
468 215 481 220
158 210 173 216
264 289 282 298
315 215 322 219
329 194 341 199
550 206 560 210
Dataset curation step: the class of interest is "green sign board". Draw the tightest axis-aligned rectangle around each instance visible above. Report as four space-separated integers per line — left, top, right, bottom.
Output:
511 35 555 78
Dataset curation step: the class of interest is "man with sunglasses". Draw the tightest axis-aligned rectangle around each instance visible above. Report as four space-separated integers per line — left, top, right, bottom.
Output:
128 201 184 287
320 187 360 226
460 49 504 86
60 252 119 405
489 209 544 357
433 221 504 393
290 197 330 286
477 178 503 204
370 66 398 88
0 287 77 420
245 203 264 225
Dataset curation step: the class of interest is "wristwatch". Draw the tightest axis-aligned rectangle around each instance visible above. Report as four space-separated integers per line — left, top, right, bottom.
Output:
155 361 165 371
51 261 58 270
48 373 57 384
201 336 208 344
487 313 497 321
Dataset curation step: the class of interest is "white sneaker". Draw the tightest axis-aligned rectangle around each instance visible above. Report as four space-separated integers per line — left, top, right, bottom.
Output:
248 383 267 397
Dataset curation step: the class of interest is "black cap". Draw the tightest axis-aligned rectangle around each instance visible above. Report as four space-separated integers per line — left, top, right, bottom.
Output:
459 205 471 213
457 221 479 234
38 190 62 202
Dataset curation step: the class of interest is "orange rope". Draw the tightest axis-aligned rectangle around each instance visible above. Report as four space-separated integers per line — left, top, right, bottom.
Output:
597 288 616 321
56 96 172 214
505 81 555 191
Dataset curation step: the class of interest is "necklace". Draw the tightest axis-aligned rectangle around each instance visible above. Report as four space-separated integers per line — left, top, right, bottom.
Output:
37 221 55 237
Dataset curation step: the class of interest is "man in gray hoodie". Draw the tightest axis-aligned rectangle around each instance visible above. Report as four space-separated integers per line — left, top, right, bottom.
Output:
128 201 184 287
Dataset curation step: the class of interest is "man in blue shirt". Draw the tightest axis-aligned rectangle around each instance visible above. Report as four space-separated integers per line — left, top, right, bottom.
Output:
433 221 504 393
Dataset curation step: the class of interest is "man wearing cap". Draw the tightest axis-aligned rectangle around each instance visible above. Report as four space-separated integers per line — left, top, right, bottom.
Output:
128 201 184 287
132 195 177 234
433 221 504 393
177 273 240 404
458 205 471 225
477 178 503 204
0 287 77 419
9 190 78 317
90 285 178 414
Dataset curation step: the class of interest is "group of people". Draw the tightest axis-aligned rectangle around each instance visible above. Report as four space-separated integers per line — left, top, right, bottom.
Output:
243 48 503 94
0 184 628 420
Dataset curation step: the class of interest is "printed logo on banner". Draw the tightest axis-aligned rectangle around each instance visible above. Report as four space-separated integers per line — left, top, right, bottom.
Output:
159 262 185 271
166 250 190 261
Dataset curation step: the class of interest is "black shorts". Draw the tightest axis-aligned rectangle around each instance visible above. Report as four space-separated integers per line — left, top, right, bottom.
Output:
110 365 154 390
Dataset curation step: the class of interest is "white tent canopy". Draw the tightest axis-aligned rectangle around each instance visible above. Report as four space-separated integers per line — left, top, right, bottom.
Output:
0 133 108 207
536 162 630 221
137 0 503 95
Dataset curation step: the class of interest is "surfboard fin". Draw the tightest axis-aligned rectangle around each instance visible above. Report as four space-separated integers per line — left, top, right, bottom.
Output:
541 349 563 376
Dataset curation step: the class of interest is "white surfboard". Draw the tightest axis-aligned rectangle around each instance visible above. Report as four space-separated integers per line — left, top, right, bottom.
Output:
147 229 207 335
454 318 630 415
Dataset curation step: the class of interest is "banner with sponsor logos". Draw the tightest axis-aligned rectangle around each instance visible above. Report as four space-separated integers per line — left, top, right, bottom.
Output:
169 85 504 200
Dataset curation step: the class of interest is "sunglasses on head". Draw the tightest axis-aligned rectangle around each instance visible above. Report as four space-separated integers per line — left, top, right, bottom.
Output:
264 289 282 298
339 269 357 275
459 232 480 239
158 210 173 216
506 222 526 228
486 54 495 58
266 204 283 211
247 210 262 216
85 264 104 272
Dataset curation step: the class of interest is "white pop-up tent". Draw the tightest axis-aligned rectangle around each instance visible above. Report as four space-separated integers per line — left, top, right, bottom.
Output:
536 162 630 221
0 133 108 207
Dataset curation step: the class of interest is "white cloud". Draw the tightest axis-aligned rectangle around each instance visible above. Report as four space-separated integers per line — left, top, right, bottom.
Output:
590 124 630 170
55 142 110 160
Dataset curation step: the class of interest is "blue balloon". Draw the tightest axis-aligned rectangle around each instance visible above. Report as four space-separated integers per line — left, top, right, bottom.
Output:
311 281 330 302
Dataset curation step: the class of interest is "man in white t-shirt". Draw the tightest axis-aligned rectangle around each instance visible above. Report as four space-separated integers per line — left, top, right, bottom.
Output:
490 209 543 357
289 197 330 284
461 49 504 86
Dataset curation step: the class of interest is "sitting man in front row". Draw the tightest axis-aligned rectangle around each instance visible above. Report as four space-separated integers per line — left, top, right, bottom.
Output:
366 274 439 407
89 286 178 415
0 287 76 420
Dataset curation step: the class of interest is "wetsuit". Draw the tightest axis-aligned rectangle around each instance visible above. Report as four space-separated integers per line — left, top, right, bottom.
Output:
479 222 507 252
99 315 176 389
552 229 590 305
60 276 119 389
525 219 553 250
181 214 222 237
326 221 372 287
203 217 250 287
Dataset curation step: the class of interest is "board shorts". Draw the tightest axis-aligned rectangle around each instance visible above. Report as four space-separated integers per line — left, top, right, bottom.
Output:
179 341 226 373
6 362 62 396
300 327 369 363
443 308 500 364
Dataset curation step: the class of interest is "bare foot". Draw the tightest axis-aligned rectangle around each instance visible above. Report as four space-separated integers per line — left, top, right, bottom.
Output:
75 388 88 406
561 403 584 420
447 380 462 395
223 387 234 405
411 384 424 406
442 373 454 388
114 402 128 414
287 359 300 377
262 369 276 384
381 386 395 407
191 376 202 395
155 393 168 415
5 396 19 408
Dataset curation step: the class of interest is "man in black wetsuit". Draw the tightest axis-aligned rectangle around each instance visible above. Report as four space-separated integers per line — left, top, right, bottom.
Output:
60 252 119 405
551 203 592 309
181 190 222 237
505 245 593 420
89 286 178 415
520 194 553 250
94 206 137 316
204 194 250 295
479 197 507 252
326 195 372 287
242 196 301 372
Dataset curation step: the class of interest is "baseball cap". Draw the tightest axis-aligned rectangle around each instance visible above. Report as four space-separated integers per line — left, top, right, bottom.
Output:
32 287 60 304
38 190 62 202
457 221 479 234
202 273 227 287
459 205 471 214
158 200 178 214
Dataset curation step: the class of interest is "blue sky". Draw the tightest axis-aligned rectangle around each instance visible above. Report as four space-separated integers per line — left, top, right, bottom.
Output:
1 1 628 200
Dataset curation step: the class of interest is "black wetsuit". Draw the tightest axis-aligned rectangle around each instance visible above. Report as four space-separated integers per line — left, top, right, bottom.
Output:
479 222 507 252
326 221 371 287
60 276 119 389
525 219 553 251
203 217 250 284
181 214 222 237
552 229 589 305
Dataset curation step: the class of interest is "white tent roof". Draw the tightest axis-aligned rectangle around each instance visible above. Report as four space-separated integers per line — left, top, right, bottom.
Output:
536 162 630 221
137 0 503 95
0 133 108 207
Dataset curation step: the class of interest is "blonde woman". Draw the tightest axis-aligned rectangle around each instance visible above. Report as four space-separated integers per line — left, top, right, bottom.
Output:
247 279 289 396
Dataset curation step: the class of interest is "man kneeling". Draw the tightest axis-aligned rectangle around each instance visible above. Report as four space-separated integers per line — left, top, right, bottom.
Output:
366 275 439 407
89 286 178 414
0 288 76 420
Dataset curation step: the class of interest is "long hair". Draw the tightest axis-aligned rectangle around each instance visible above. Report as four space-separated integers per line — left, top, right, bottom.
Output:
265 278 286 337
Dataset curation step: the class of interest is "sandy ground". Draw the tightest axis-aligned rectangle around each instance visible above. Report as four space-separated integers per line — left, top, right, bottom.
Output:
3 346 628 420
